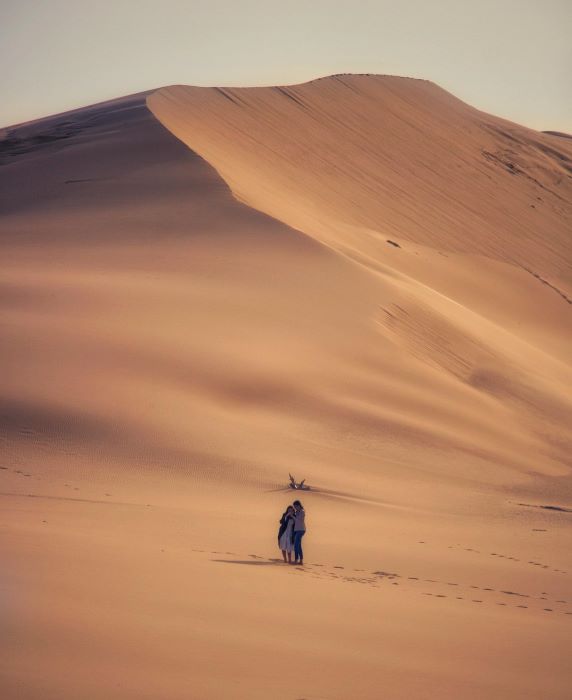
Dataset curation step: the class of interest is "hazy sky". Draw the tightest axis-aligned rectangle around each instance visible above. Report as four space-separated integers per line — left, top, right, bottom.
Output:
2 0 571 130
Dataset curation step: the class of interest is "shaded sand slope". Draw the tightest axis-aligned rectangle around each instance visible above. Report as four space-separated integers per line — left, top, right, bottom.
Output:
2 93 378 485
1 77 572 699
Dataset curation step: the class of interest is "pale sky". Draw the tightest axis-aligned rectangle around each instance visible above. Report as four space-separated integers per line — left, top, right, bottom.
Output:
1 0 571 131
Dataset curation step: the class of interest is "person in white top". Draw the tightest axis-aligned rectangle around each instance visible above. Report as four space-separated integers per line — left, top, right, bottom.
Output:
277 505 295 563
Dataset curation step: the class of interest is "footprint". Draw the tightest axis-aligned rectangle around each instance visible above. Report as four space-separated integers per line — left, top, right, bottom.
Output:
501 591 529 598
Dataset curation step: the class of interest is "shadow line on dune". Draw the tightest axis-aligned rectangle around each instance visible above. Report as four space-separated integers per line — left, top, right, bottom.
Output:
515 502 572 514
264 485 394 509
0 492 146 507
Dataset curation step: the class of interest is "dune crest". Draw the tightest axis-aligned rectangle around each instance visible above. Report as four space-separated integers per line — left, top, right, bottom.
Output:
147 76 572 275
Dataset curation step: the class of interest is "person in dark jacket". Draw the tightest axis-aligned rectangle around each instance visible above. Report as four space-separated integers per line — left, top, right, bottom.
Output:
278 505 295 563
292 500 306 565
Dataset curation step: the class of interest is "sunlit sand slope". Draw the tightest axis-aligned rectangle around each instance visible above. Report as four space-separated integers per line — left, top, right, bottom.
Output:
1 77 571 700
148 76 572 277
149 76 572 481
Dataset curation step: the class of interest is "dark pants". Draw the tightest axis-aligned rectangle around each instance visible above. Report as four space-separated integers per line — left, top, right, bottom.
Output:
294 530 305 561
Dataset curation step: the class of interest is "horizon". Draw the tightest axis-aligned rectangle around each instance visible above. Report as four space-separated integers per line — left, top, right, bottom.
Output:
3 71 571 136
0 73 517 132
1 1 570 132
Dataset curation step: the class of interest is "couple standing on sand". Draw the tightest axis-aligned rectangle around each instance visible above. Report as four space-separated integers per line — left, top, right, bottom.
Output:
278 500 306 565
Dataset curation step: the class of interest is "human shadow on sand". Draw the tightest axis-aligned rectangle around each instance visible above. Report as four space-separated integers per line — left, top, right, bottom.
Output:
212 559 285 566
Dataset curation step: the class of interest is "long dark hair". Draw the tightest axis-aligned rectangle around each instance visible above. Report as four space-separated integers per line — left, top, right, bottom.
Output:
281 505 294 522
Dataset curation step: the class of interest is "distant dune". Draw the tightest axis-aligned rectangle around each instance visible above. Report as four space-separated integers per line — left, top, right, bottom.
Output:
1 75 571 700
543 130 572 140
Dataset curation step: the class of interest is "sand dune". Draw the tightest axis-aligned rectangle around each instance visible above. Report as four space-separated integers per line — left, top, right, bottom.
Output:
150 76 572 483
1 75 571 699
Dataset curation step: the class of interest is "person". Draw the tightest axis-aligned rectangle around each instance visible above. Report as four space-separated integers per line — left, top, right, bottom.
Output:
292 500 306 565
278 505 295 563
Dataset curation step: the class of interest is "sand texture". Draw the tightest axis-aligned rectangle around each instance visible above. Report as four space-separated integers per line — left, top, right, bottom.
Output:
1 75 571 699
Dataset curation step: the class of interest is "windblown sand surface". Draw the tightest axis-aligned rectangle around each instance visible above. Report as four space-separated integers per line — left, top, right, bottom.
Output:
1 75 571 699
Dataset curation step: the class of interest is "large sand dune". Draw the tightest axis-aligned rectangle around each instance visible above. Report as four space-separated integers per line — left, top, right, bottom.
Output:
1 75 571 699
